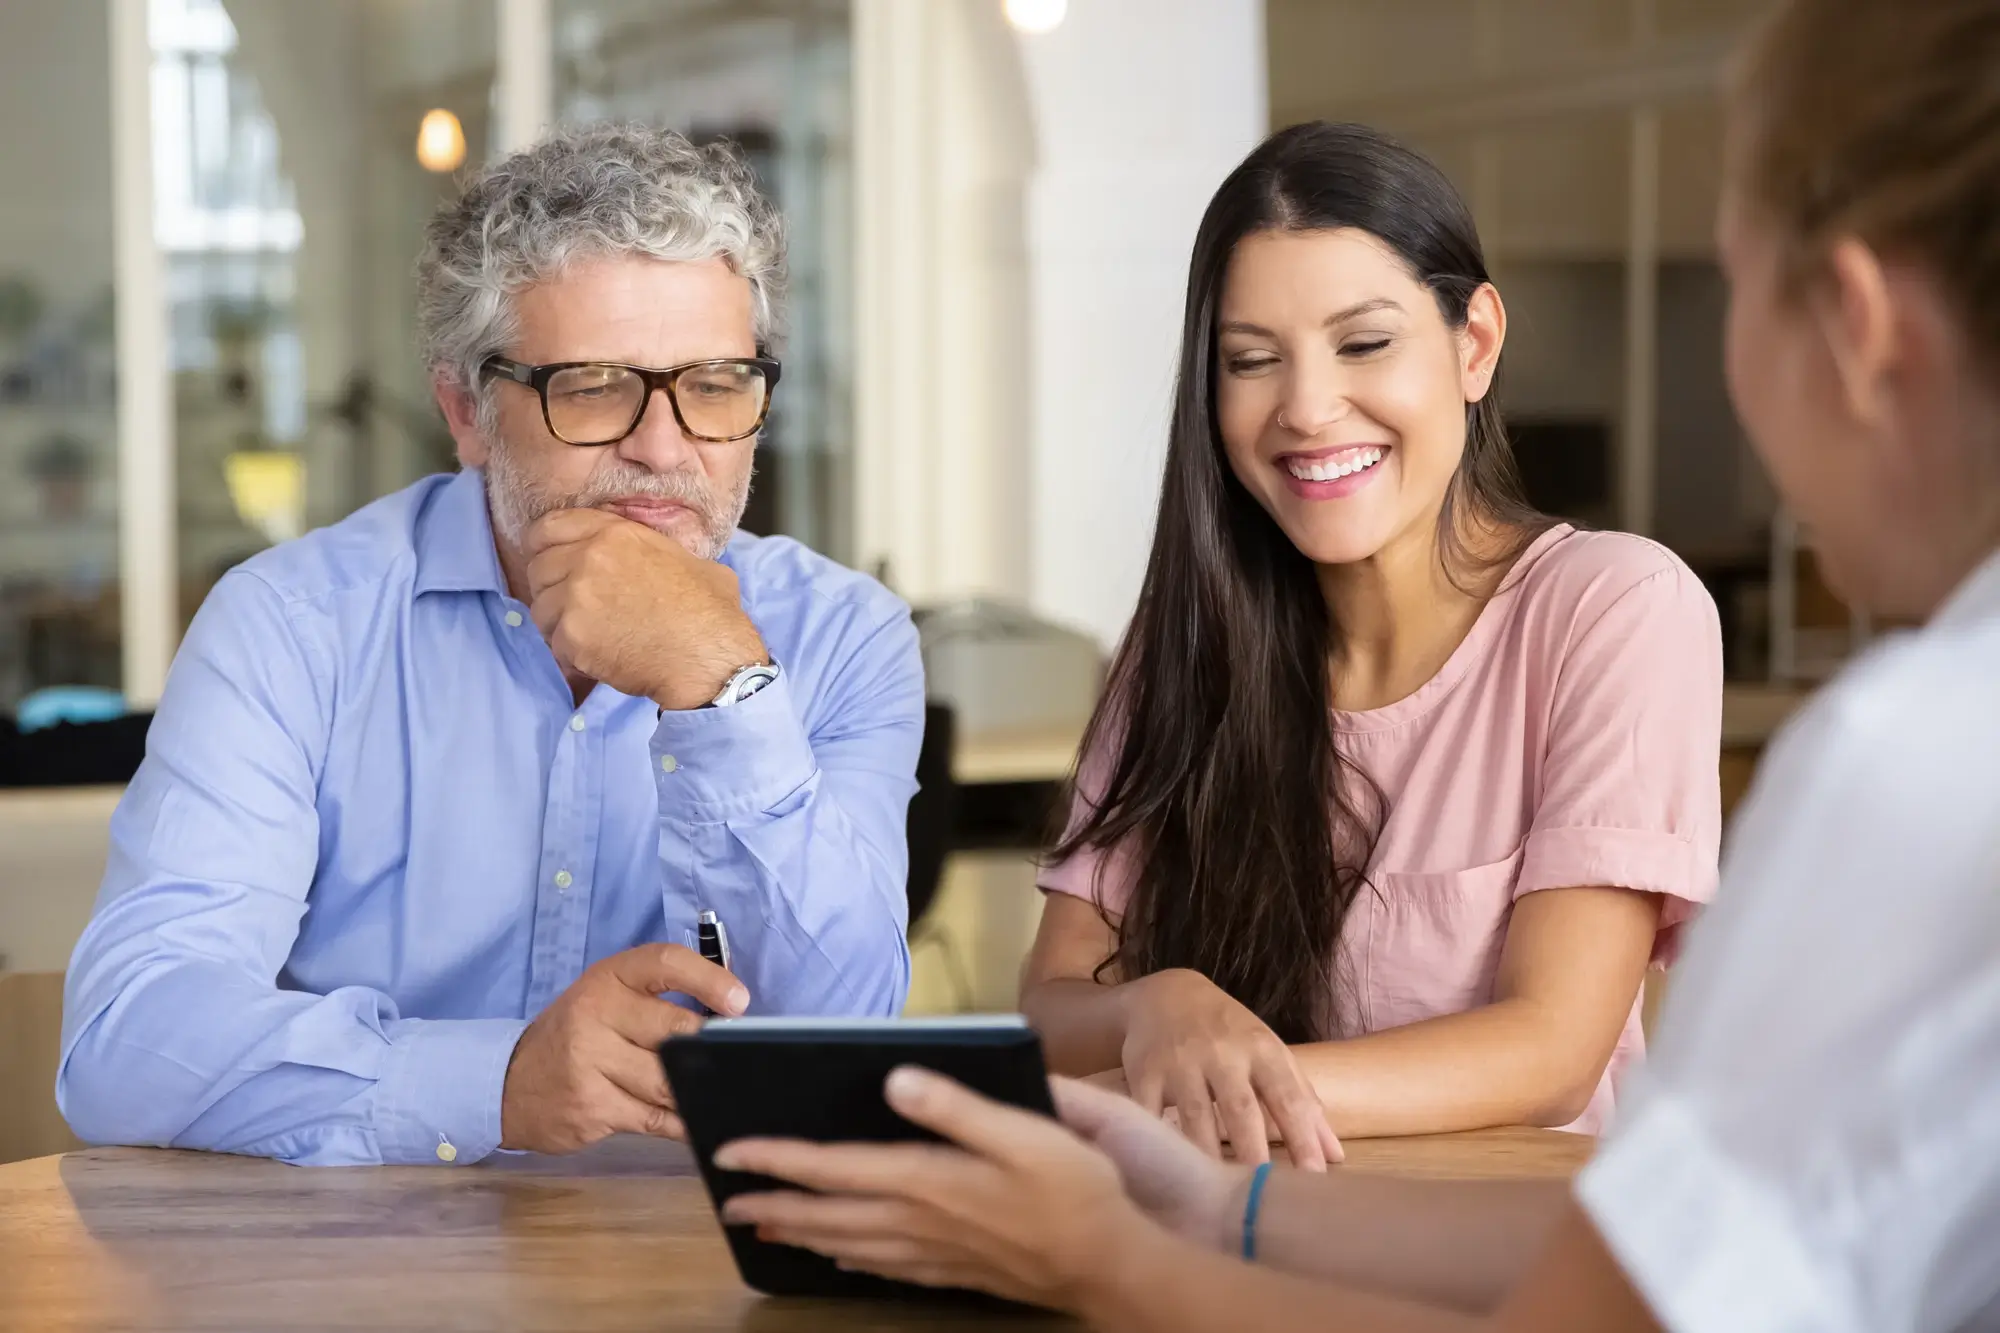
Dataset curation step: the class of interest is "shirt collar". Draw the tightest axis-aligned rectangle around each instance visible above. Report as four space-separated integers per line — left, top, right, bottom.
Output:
413 467 508 598
1933 545 2000 631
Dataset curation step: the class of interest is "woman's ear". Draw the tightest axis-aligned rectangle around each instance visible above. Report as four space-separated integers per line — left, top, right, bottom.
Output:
1812 237 1898 433
1459 283 1507 404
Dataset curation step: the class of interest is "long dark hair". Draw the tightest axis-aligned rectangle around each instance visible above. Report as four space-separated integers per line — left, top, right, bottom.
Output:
1054 122 1548 1043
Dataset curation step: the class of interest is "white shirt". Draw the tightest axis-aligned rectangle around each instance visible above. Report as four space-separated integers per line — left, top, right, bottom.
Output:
1579 549 2000 1333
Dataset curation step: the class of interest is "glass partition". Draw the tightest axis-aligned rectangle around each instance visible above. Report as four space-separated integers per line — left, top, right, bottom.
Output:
555 0 855 562
0 2 121 709
157 0 495 623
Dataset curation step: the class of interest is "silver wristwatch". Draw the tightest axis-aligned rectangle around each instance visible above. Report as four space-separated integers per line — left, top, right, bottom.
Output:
708 660 780 708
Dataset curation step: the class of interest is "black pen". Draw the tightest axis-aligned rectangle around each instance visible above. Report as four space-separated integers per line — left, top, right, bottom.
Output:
697 909 732 1016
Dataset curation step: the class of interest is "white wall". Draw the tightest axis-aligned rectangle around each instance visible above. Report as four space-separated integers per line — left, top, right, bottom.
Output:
1016 0 1269 649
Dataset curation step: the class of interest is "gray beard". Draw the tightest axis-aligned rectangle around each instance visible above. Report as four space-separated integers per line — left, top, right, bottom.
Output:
482 434 752 561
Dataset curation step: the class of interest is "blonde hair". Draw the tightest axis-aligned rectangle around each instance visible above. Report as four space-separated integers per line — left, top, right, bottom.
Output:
1730 0 2000 367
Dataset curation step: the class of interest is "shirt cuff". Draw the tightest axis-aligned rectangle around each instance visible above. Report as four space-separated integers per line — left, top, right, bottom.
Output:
649 671 817 822
1577 1093 1862 1333
372 1016 527 1166
1518 825 1714 901
1519 825 1714 964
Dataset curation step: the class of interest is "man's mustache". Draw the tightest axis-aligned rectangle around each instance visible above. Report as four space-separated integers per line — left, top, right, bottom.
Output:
572 467 717 515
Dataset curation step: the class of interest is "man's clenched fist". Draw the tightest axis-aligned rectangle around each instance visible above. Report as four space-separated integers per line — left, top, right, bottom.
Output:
523 508 770 711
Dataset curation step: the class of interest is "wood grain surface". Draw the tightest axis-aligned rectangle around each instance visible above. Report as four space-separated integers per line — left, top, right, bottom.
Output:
0 1128 1590 1331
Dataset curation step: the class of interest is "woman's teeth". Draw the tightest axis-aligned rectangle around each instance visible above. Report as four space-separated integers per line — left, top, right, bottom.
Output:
1286 448 1384 482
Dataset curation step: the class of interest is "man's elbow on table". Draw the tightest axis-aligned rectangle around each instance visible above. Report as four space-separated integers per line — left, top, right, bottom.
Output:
55 1015 189 1150
56 1008 375 1166
56 962 232 1153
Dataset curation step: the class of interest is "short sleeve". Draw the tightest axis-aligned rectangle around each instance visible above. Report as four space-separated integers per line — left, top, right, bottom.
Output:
1577 630 2000 1333
1517 557 1723 964
1036 730 1141 917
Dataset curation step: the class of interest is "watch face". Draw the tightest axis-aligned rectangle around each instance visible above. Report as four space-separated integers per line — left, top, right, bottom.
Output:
717 663 779 706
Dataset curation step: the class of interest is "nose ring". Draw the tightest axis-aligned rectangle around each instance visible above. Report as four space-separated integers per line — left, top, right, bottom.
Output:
1277 410 1293 432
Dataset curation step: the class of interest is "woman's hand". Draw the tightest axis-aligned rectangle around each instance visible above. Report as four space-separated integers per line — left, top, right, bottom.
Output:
715 1067 1180 1310
1120 969 1342 1169
1054 1073 1249 1248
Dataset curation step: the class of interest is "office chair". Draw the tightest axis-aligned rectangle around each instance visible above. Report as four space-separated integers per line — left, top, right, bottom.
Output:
905 703 974 1009
905 703 958 930
0 711 150 788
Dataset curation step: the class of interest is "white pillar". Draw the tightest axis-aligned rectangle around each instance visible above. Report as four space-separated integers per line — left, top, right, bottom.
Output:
853 0 939 597
1018 0 1268 648
495 0 552 156
852 0 1034 604
111 0 175 705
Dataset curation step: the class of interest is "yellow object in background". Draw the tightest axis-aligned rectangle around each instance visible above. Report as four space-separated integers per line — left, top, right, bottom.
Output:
224 450 305 546
416 109 466 174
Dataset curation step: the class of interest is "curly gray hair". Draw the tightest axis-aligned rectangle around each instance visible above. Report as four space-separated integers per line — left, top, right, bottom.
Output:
416 123 787 403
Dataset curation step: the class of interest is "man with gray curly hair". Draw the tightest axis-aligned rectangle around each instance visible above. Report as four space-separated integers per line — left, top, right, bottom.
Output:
59 126 925 1167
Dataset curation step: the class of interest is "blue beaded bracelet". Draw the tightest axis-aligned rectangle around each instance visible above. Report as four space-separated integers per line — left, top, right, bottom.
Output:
1240 1160 1274 1262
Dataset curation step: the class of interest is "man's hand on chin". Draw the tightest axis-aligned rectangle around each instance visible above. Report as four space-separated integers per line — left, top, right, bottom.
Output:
523 507 770 711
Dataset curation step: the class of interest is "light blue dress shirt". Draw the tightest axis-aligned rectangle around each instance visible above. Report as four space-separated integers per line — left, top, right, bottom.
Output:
58 468 923 1166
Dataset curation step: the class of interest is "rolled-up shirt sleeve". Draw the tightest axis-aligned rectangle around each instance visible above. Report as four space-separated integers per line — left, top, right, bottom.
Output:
57 571 527 1167
1518 560 1724 963
648 604 923 1017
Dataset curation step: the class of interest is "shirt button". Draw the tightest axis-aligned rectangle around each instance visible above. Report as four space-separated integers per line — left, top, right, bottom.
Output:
659 754 679 774
554 869 573 890
504 610 524 628
569 714 586 732
436 1140 458 1163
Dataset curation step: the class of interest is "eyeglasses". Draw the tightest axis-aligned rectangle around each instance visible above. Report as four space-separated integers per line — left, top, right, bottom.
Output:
480 355 782 446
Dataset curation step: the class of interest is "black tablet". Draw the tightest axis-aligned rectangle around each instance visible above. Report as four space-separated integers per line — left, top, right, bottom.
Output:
660 1015 1056 1301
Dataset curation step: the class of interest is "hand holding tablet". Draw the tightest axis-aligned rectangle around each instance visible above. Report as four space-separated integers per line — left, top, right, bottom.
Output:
661 1016 1057 1301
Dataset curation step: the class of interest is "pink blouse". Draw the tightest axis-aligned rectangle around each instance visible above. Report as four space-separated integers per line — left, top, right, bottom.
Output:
1040 525 1724 1134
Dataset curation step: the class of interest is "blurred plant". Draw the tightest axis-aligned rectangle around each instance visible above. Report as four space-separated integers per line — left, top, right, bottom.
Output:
75 286 116 345
26 432 96 520
208 296 279 350
0 274 46 345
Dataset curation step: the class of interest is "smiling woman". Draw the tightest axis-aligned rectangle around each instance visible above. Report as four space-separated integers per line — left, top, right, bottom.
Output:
1020 121 1725 1156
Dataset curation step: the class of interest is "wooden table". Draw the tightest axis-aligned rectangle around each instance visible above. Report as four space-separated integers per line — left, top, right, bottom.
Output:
0 1129 1588 1331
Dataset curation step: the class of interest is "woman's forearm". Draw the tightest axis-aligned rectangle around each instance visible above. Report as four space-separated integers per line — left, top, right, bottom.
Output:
1082 1194 1646 1333
1295 998 1613 1138
1223 1165 1572 1310
1081 1213 1491 1333
1021 976 1132 1075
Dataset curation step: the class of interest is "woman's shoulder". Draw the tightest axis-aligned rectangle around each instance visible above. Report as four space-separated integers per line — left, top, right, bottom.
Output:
1505 525 1717 638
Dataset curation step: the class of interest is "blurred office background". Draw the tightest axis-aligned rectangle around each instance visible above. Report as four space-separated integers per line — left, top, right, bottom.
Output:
4 0 1829 1157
